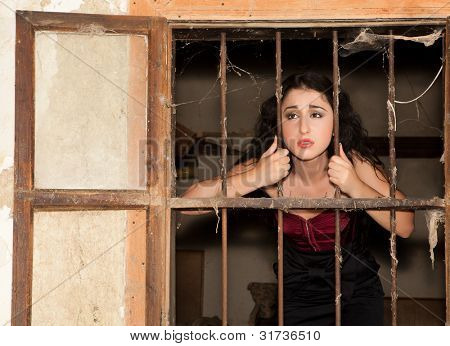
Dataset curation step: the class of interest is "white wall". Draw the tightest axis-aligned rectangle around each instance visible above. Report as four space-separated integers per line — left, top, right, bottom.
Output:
0 0 129 326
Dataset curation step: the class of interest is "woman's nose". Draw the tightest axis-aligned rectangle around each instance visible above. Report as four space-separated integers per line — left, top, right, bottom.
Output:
299 117 310 134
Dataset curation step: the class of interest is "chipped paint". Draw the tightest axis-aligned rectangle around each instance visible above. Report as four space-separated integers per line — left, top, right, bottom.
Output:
1 0 130 327
0 167 13 209
0 206 13 326
0 156 13 173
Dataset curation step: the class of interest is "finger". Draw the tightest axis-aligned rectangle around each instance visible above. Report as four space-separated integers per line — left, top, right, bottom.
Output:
327 168 338 177
282 163 291 171
261 135 278 158
328 161 345 170
340 143 351 163
330 155 350 168
273 148 290 159
279 155 291 164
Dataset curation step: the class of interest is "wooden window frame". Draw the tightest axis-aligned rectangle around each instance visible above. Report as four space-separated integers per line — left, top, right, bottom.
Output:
13 11 173 326
13 11 448 326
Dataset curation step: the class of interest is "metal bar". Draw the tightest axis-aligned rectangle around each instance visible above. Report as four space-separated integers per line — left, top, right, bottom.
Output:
275 30 284 326
17 192 445 210
219 32 228 326
387 31 398 326
170 197 445 209
332 30 342 326
173 25 444 42
169 24 177 327
444 18 450 326
11 13 35 326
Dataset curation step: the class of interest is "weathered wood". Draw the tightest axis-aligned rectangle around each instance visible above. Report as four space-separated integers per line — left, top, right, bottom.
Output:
146 17 172 326
18 190 150 209
12 13 35 326
17 10 150 34
170 19 446 29
125 31 150 326
131 0 450 21
125 210 147 325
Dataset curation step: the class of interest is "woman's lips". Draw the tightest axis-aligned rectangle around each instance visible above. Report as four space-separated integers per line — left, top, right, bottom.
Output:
298 139 314 148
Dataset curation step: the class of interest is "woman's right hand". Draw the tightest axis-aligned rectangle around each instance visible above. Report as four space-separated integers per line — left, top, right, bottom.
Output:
252 136 291 188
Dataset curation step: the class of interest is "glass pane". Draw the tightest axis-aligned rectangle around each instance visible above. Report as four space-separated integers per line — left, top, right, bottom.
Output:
35 33 148 189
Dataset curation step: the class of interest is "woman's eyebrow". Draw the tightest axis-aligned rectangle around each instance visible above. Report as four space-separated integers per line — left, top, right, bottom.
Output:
309 104 326 111
283 104 327 112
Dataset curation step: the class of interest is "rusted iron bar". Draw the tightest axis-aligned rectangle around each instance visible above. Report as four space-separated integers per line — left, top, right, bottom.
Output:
444 19 450 326
219 32 228 326
169 197 445 210
21 191 444 210
332 30 342 326
275 30 284 326
387 31 398 326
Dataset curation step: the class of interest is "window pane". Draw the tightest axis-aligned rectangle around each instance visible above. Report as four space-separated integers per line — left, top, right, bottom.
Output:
35 33 148 189
31 210 137 325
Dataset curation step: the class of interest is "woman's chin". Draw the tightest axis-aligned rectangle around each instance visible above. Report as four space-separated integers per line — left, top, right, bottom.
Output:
293 149 327 162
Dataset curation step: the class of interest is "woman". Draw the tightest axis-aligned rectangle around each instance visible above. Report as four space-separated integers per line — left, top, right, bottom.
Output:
182 71 414 325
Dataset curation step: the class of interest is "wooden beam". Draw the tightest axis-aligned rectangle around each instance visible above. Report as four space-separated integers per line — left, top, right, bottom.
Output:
146 17 172 326
17 11 150 34
18 190 150 210
12 13 35 326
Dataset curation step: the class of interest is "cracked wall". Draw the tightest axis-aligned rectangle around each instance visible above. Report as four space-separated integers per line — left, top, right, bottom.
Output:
0 0 132 326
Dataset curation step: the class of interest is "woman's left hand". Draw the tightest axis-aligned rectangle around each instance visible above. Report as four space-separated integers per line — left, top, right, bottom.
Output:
327 143 363 197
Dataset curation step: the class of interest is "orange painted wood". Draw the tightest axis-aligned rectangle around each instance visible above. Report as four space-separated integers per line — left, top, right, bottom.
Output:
130 0 449 20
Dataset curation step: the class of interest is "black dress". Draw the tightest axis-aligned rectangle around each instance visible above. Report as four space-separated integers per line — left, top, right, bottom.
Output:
274 210 385 326
242 188 385 326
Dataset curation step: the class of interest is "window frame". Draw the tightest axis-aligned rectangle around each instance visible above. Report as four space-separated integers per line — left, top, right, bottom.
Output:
13 11 448 326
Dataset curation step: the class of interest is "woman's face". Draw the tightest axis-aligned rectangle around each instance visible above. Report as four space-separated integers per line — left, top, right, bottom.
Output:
281 88 334 161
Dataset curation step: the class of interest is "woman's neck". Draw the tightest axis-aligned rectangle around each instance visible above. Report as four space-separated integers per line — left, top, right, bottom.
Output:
290 151 329 187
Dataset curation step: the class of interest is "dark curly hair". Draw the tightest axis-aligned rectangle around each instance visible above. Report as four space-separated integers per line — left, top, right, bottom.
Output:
235 71 387 182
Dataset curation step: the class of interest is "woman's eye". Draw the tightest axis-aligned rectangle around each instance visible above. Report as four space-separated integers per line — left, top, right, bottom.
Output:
287 113 298 120
311 112 322 118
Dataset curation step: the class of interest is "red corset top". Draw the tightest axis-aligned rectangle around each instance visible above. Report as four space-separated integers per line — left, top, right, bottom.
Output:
275 209 356 252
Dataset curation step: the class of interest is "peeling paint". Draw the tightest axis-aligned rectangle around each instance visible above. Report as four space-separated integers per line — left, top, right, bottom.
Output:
0 205 12 326
0 155 13 173
1 0 130 327
78 23 108 35
0 206 12 267
0 167 13 210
